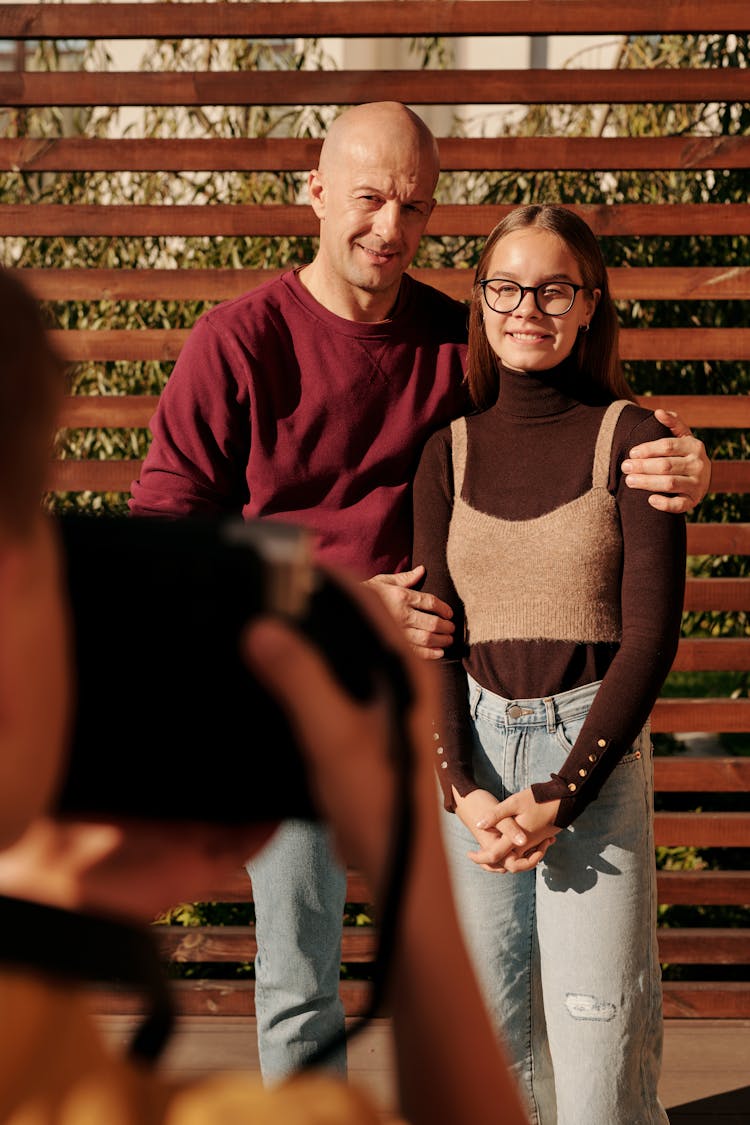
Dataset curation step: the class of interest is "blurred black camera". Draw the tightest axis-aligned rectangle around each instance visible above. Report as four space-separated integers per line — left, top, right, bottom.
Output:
54 513 408 825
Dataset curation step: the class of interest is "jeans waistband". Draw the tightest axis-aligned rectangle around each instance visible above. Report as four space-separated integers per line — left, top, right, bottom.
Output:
467 673 601 732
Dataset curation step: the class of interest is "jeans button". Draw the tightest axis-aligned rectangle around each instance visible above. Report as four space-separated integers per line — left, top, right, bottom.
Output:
508 704 523 718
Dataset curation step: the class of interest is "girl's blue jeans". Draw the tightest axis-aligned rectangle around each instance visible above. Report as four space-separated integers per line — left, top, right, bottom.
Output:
441 675 669 1125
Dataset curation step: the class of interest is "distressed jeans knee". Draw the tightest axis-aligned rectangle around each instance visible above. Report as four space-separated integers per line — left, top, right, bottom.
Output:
564 993 616 1021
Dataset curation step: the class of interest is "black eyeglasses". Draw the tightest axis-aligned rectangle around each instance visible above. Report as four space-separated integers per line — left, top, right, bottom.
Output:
478 279 585 317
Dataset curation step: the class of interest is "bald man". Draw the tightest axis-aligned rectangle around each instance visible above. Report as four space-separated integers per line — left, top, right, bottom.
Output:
130 101 711 1079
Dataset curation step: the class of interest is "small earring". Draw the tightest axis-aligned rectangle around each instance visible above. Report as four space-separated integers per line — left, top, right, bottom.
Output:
579 323 589 334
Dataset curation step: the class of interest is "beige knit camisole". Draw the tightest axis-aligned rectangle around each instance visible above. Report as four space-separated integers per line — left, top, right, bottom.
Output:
446 399 630 646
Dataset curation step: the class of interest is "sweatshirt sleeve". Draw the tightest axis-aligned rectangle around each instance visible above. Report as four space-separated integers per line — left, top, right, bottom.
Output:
412 427 478 810
531 411 687 827
129 315 251 518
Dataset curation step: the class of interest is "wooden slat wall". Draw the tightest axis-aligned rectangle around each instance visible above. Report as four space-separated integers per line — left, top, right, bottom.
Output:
94 759 750 1019
2 2 747 1019
103 753 749 1020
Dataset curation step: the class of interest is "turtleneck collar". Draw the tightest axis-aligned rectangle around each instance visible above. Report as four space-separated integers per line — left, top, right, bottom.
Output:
493 356 585 419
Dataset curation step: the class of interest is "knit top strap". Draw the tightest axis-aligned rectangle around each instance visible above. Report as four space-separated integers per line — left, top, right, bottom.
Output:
450 417 468 495
592 400 631 488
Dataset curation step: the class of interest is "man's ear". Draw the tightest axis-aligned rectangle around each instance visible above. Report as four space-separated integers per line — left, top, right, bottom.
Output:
307 168 326 219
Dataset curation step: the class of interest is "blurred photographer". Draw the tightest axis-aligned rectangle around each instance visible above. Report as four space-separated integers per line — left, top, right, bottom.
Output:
0 266 529 1124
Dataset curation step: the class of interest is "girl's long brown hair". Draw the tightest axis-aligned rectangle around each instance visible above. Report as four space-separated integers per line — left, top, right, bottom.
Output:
466 204 635 410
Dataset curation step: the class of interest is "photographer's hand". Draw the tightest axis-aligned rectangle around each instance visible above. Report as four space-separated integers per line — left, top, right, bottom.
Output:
0 816 277 921
242 572 530 1125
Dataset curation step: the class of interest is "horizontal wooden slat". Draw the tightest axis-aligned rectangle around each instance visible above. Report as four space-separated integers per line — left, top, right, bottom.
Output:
29 269 286 302
656 871 750 906
608 268 750 301
653 812 750 847
47 460 141 494
2 136 749 173
708 462 750 494
683 578 750 612
59 397 159 428
671 639 750 673
155 924 378 964
3 70 747 109
654 757 750 791
651 700 750 735
639 396 750 428
45 327 750 362
90 977 750 1020
0 138 325 173
20 267 750 303
687 524 750 556
3 2 748 40
51 330 190 361
434 137 750 173
619 330 750 361
657 929 749 965
5 203 750 237
156 925 249 964
661 982 750 1020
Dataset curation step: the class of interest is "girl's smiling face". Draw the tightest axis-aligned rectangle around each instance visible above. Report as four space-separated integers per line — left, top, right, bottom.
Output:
480 227 599 373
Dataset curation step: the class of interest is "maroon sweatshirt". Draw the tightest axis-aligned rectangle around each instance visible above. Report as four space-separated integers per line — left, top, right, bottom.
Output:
130 269 469 578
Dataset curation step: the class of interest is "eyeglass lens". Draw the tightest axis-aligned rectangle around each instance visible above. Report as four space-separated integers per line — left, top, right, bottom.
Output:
483 281 577 315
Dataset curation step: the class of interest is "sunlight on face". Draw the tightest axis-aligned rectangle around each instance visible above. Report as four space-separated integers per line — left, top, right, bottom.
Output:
309 114 436 310
481 228 599 374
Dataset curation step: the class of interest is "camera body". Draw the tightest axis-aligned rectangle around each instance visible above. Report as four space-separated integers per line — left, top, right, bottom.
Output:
55 513 405 825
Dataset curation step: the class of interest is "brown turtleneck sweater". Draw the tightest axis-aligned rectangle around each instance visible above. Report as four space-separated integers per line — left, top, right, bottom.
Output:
412 359 686 828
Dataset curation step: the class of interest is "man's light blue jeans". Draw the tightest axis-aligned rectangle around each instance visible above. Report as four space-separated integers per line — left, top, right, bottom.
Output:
246 819 347 1081
441 675 668 1125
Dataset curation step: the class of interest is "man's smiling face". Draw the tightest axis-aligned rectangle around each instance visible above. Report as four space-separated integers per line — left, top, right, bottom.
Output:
307 105 437 318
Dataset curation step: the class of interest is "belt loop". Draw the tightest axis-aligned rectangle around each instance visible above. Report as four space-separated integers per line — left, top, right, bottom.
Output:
469 683 481 720
543 696 556 733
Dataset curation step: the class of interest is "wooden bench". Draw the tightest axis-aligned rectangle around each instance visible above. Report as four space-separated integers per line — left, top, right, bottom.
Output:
1 1 747 1018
